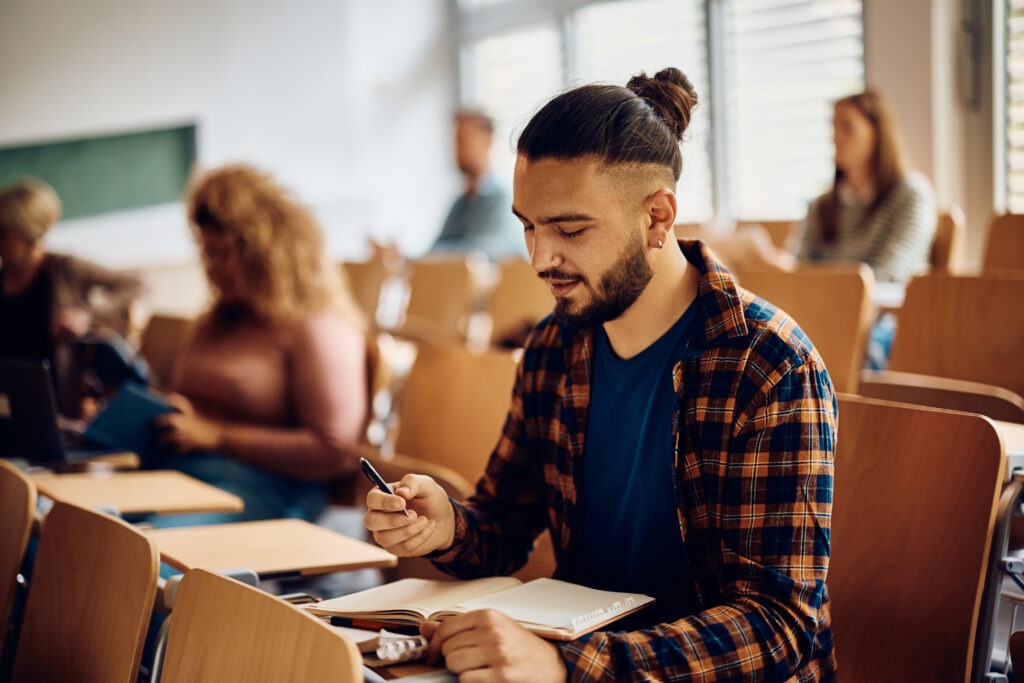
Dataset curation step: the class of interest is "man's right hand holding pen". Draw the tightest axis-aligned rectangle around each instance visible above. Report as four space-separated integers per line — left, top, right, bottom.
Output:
363 473 456 558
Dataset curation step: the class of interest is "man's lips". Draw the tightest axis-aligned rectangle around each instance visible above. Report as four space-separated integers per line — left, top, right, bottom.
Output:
546 277 581 295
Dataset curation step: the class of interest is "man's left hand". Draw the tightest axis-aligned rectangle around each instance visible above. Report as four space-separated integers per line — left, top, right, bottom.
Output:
421 610 567 683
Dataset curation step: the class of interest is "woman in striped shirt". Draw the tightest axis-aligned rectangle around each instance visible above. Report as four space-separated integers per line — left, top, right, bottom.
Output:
797 89 936 284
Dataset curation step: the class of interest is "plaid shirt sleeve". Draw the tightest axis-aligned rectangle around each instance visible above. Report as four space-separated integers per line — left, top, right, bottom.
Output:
559 357 836 682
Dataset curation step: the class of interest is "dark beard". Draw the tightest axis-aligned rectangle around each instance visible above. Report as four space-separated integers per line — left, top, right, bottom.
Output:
550 232 653 329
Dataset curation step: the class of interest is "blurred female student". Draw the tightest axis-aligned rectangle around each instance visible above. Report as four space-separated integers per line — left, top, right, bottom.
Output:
797 88 936 283
153 164 370 525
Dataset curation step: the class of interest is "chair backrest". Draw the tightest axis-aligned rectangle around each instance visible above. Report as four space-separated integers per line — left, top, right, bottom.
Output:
340 258 390 325
983 213 1024 272
1009 631 1024 678
138 313 193 388
736 220 797 249
392 343 519 486
737 264 874 393
488 257 552 346
888 273 1024 397
161 568 362 683
859 370 1024 424
930 207 965 271
396 256 485 344
0 461 35 662
829 395 1003 682
12 501 159 683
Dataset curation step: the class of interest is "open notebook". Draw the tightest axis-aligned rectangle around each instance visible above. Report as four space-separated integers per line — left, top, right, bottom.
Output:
307 577 654 641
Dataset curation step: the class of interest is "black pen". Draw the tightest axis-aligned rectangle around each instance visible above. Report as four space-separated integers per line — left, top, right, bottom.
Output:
360 457 410 517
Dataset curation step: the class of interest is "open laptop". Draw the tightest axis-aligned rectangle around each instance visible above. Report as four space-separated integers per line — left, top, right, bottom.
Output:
0 358 126 466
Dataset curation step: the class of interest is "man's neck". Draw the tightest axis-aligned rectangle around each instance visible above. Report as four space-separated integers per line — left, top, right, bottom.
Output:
602 246 698 359
464 169 488 195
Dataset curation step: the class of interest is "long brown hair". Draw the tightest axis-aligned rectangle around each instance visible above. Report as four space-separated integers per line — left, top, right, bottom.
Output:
186 164 364 334
818 88 907 242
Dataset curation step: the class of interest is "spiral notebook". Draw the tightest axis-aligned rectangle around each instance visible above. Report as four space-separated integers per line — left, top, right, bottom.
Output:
307 577 654 641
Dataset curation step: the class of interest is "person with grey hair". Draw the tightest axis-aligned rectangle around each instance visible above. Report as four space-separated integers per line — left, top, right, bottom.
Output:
0 177 145 417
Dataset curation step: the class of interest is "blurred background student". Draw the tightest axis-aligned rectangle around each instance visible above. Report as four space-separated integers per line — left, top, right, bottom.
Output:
152 164 371 527
372 108 526 265
0 177 146 418
796 88 936 284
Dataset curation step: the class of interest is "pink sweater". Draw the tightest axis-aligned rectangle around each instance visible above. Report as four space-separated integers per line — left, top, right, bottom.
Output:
171 312 368 480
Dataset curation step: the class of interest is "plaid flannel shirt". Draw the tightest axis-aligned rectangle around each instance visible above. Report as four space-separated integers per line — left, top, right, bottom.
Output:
431 241 838 682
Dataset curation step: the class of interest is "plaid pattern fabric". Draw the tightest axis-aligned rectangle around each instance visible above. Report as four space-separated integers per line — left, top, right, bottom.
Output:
432 241 837 681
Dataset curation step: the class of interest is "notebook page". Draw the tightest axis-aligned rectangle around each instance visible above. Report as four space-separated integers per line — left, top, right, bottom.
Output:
454 578 654 634
310 577 522 620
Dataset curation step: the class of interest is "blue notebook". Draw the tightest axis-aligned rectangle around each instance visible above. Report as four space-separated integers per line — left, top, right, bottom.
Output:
83 382 176 465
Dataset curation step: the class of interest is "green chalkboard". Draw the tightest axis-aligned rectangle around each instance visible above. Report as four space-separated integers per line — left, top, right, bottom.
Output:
0 125 196 220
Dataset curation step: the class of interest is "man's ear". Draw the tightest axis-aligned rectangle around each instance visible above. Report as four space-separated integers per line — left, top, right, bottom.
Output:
645 188 677 248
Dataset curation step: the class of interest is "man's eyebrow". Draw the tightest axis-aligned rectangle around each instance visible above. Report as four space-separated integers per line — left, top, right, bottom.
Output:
511 208 596 224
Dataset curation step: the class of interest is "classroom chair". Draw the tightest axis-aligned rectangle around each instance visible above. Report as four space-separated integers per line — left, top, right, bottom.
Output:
138 313 193 389
389 255 488 345
881 273 1024 398
487 256 552 347
1009 630 1024 678
159 568 362 682
0 460 36 674
931 207 965 271
736 219 797 250
736 263 874 393
340 257 391 327
387 342 518 485
859 370 1024 424
11 501 159 683
829 395 1004 682
983 213 1024 273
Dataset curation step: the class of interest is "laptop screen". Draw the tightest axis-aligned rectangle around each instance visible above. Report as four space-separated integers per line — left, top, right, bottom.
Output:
0 358 68 463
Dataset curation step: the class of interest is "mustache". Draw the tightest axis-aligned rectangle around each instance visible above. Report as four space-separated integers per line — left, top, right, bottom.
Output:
538 269 585 283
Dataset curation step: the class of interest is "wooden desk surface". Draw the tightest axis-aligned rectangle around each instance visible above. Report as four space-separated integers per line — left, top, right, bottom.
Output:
998 420 1024 455
29 470 244 516
146 518 398 577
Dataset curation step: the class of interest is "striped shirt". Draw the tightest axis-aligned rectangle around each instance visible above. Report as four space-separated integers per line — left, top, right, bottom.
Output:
431 241 838 682
797 171 936 283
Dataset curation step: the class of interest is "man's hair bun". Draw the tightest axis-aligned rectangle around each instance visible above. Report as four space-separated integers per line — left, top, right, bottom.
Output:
626 67 698 140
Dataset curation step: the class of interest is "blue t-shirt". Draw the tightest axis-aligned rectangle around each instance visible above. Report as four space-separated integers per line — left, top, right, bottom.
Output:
570 304 702 629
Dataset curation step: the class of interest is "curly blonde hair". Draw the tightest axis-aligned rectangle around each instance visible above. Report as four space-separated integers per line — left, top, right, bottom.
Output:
186 164 364 331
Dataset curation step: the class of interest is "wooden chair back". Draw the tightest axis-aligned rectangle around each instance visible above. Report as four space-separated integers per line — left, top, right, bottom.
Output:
392 343 519 485
1009 631 1024 678
340 258 390 325
0 461 35 665
829 395 1003 682
12 501 159 683
161 568 362 683
931 207 965 271
859 370 1024 424
983 213 1024 272
139 313 193 389
737 264 874 393
737 220 797 249
888 273 1024 397
396 256 484 344
488 257 551 346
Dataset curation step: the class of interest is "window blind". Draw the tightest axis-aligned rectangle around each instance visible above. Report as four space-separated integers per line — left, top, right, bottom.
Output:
724 0 863 220
1006 0 1024 211
574 0 713 222
461 23 564 180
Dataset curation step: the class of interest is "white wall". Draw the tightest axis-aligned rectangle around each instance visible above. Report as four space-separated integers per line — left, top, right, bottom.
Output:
864 0 992 266
0 0 459 267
